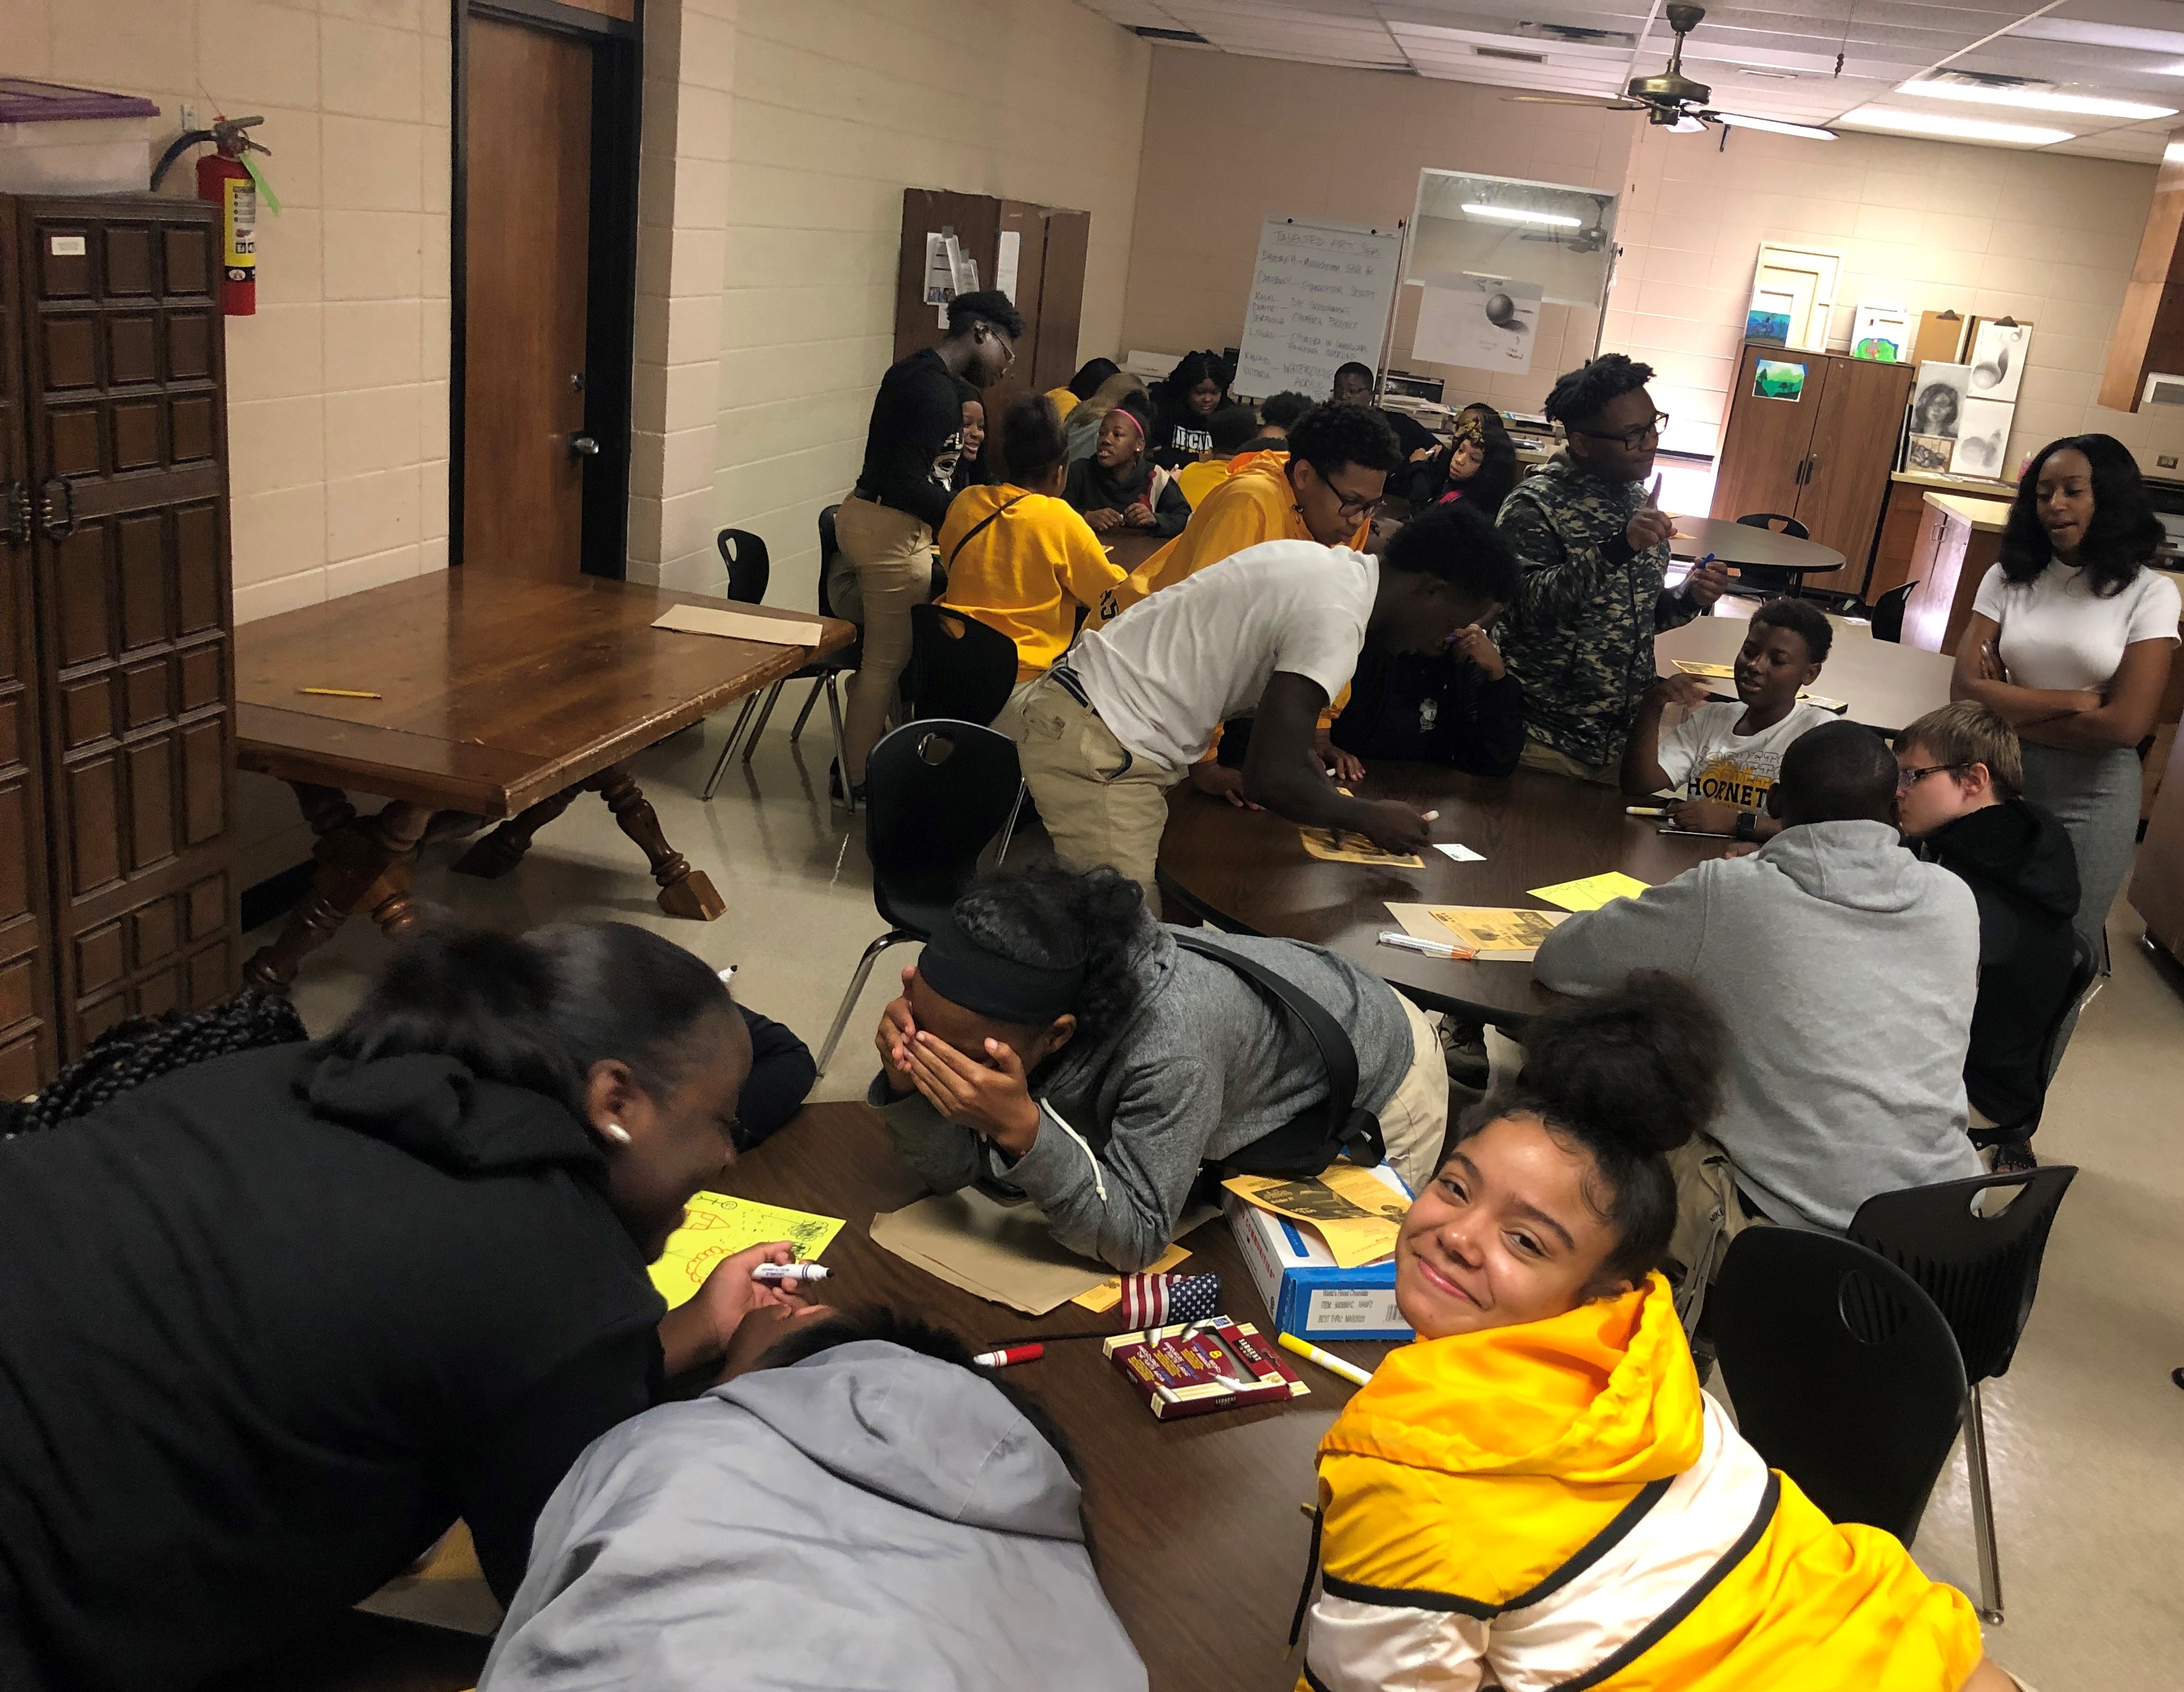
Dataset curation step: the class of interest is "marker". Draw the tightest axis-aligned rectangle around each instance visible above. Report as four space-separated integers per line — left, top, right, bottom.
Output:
970 1343 1044 1368
1378 930 1474 961
1419 810 1440 823
1278 1332 1374 1389
751 1262 830 1284
1625 805 1670 818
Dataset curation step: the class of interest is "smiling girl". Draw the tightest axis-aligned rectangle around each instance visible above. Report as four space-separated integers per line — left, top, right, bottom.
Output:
1293 972 2019 1692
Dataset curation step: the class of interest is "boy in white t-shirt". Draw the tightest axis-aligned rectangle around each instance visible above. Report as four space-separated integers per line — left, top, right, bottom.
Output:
996 500 1518 900
1621 598 1835 843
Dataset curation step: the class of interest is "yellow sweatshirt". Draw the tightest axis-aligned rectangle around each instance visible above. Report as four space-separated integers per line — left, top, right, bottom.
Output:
937 484 1127 683
1297 1274 1984 1692
1114 451 1368 609
1044 385 1081 423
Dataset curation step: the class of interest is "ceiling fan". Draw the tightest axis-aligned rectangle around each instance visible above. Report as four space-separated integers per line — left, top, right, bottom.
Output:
1506 4 1837 142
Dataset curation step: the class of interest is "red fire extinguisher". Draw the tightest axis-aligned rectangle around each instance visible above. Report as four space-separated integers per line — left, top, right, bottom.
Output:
152 114 271 316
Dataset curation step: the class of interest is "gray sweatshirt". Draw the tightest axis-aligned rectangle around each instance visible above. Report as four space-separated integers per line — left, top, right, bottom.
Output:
480 1340 1146 1692
876 921 1413 1271
1532 819 1984 1230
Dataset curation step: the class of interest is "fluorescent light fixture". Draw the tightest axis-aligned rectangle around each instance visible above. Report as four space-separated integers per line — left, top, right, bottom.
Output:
2011 18 2184 55
1897 78 2175 120
1714 111 1838 139
1461 203 1582 227
1840 106 2075 145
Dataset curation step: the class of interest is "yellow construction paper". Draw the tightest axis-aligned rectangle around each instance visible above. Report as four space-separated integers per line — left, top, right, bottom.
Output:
648 1191 845 1310
1528 871 1652 913
1222 1170 1406 1269
1673 659 1735 679
1068 1238 1198 1311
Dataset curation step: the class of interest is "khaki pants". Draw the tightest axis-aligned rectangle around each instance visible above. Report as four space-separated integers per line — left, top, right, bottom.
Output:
1519 735 1619 785
1667 1132 1767 1326
1378 993 1453 1196
834 496 933 786
995 672 1184 902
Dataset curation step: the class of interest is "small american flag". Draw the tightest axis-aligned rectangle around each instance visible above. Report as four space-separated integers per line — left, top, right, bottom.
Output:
1118 1271 1222 1330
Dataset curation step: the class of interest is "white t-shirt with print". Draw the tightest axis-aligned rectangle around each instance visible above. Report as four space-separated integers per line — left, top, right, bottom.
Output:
1069 539 1375 770
1656 702 1835 810
1971 560 2181 691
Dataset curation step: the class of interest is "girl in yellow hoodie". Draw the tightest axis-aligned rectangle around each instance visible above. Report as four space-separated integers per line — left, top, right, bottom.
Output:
1295 971 2016 1692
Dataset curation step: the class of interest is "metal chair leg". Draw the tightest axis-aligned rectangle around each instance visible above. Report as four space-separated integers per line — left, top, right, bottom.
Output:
1963 1380 2005 1624
994 779 1028 866
817 929 914 1070
788 676 826 742
739 679 788 768
825 675 855 813
700 695 762 802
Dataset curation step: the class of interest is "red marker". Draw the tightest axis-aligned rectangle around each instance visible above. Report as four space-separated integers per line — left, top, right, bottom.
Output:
970 1343 1044 1368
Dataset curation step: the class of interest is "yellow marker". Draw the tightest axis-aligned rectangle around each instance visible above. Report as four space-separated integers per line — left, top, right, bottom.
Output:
1278 1331 1373 1389
298 687 382 699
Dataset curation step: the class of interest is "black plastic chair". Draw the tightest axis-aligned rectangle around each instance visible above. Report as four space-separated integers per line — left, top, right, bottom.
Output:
814 720 1023 1068
905 603 1020 727
1974 930 2099 1150
699 529 775 762
1732 512 1809 596
1711 1229 1967 1544
705 504 863 807
1848 1166 2078 1623
1871 580 1917 643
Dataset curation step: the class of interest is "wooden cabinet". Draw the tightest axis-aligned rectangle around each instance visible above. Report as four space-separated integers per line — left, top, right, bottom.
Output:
2133 726 2184 971
0 194 239 1079
1711 346 1915 597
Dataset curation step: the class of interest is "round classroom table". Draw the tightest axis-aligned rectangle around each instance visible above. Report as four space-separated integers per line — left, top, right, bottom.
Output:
1654 614 1955 735
1156 763 1734 1028
1668 515 1844 577
1101 529 1166 573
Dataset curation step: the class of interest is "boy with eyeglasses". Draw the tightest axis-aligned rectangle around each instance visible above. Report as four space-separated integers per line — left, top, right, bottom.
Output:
1496 355 1733 782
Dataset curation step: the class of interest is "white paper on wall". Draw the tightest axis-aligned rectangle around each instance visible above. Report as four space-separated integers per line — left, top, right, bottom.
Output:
1413 276 1542 375
996 230 1020 303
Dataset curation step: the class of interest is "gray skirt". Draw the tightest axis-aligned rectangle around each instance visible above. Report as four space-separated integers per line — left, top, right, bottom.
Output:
2019 741 2141 965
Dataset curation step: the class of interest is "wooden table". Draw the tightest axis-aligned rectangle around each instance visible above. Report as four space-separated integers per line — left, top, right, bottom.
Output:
1656 616 1954 735
1102 529 1168 574
232 571 854 990
221 1103 1388 1692
1669 514 1845 578
1157 762 1734 1028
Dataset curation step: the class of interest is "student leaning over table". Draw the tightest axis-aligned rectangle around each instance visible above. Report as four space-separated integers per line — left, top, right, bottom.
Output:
869 864 1450 1272
1293 971 2022 1692
0 925 825 1692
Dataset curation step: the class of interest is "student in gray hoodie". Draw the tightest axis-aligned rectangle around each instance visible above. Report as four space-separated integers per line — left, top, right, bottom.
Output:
872 865 1451 1271
480 1309 1145 1692
1533 721 1984 1240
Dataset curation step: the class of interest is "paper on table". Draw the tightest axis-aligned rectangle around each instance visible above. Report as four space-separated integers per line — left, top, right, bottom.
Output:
654 604 824 645
1222 1167 1406 1269
1434 842 1485 862
870 1189 1205 1316
1386 902 1570 961
1528 871 1651 912
649 1192 845 1310
1301 825 1424 868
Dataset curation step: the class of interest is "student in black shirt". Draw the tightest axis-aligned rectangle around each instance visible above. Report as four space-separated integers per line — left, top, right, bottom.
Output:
1148 348 1231 468
0 925 824 1692
1399 409 1520 516
1333 361 1440 461
837 289 1022 800
1063 396 1189 538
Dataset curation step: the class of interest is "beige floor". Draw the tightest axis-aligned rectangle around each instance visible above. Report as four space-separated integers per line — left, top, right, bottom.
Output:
263 708 2184 1691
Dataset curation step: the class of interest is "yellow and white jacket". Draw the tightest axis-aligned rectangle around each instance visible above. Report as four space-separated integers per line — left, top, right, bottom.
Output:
1295 1274 1984 1692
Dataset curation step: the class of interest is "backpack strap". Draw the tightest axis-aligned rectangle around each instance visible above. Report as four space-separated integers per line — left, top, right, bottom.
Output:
946 493 1029 566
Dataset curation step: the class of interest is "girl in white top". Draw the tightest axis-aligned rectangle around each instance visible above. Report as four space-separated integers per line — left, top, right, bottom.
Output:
1954 434 2182 962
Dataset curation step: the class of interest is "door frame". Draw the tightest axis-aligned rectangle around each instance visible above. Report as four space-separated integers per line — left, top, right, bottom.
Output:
450 0 643 577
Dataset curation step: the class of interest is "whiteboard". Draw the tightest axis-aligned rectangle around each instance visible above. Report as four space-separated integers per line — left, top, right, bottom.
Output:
1235 215 1403 399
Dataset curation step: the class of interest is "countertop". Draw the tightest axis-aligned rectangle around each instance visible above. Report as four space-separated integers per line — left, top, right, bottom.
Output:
1893 468 2016 497
1922 489 2014 531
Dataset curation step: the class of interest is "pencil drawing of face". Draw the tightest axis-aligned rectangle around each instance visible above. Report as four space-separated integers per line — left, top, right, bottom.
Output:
1911 383 1961 439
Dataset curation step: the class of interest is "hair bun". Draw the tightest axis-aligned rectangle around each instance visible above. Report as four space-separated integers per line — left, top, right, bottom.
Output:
1515 970 1726 1156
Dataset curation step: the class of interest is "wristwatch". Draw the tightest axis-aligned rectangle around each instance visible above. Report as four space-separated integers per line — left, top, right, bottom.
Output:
1734 811 1759 842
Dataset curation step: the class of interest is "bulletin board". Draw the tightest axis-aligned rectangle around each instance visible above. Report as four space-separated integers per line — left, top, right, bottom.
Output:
1234 214 1404 399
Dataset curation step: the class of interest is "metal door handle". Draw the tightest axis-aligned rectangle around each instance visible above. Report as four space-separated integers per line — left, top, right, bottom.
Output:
1 481 29 547
37 476 73 541
567 434 600 459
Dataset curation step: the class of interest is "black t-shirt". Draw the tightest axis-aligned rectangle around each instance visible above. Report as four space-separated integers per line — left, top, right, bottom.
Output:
855 346 964 529
0 1046 663 1691
1378 406 1440 460
1330 640 1528 776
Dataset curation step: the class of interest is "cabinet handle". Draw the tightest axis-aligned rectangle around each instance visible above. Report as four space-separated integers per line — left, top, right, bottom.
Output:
37 476 74 542
1 481 29 547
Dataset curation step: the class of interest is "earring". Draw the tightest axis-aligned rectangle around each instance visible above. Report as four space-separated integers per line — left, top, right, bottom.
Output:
601 1122 633 1146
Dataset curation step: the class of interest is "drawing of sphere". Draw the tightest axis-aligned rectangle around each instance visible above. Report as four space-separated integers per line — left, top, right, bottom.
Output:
1485 292 1517 327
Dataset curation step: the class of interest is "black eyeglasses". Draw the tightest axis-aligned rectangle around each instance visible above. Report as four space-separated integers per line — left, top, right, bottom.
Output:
1896 762 1966 792
1572 412 1670 450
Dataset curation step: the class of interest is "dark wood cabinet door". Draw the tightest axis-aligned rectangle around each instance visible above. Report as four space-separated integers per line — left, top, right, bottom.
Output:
1798 355 1916 584
1032 209 1089 396
0 202 60 1090
13 196 237 1055
1709 344 1824 531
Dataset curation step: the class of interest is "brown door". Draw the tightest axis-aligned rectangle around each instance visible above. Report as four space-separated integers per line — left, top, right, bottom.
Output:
1796 355 1917 590
1709 344 1823 530
13 196 238 1056
461 16 593 577
1032 208 1090 393
0 203 59 1090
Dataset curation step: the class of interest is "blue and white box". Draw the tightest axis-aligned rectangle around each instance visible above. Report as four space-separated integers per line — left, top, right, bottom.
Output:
1222 1163 1414 1343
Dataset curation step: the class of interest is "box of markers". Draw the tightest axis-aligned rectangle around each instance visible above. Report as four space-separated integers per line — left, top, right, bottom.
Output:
1102 1316 1308 1421
1222 1161 1415 1342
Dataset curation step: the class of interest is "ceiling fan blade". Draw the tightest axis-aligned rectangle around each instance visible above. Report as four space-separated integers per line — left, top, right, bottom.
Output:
1708 109 1839 141
1667 114 1709 134
1504 95 1645 109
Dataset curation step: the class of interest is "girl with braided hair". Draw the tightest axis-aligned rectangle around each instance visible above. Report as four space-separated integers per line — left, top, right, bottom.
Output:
0 923 825 1692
